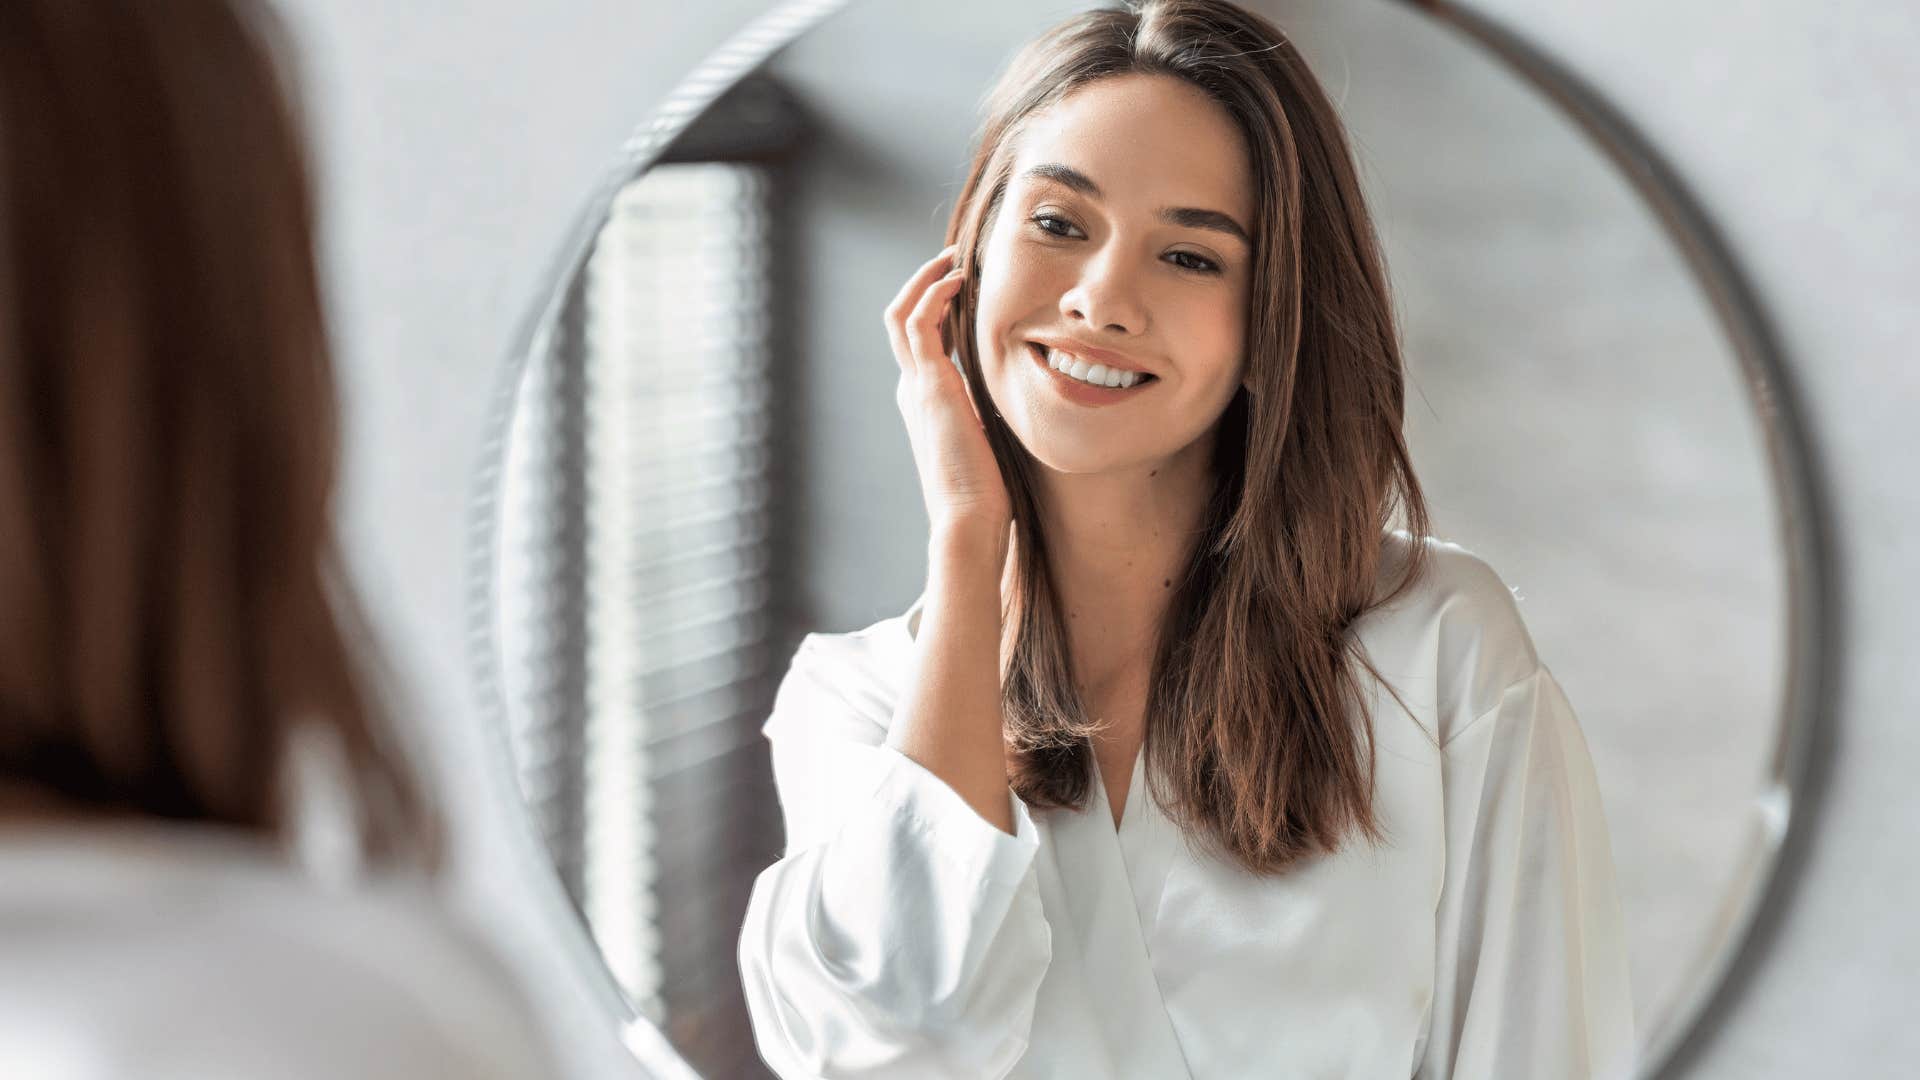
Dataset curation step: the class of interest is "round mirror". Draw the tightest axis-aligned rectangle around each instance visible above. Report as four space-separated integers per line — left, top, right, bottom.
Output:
470 1 1824 1076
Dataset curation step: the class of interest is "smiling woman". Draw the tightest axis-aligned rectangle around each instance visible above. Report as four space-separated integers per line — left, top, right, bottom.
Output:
943 8 1426 878
971 72 1258 487
735 1 1635 1078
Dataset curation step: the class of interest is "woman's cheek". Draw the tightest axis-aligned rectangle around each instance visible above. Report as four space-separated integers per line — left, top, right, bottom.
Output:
969 284 1008 357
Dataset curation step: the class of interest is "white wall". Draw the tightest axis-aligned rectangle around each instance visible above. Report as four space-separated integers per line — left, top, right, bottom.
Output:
277 1 1917 1076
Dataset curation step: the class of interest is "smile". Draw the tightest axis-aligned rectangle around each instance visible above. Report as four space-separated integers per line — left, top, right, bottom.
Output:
1026 342 1158 408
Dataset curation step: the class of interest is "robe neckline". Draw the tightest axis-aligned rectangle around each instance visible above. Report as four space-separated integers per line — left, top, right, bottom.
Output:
1091 743 1179 943
1052 740 1192 1075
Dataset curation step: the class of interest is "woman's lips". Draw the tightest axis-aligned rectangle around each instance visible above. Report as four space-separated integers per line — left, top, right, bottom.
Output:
1027 343 1158 408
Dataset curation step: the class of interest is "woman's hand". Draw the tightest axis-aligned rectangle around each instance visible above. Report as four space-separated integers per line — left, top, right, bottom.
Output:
884 245 1012 544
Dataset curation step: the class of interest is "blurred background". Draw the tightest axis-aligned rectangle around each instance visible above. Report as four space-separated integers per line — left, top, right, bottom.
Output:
275 1 1914 1077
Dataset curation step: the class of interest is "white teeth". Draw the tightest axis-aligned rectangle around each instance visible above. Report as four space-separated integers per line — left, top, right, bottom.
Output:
1044 346 1144 389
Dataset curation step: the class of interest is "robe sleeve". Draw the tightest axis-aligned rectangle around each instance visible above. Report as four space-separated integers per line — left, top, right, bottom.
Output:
737 637 1052 1080
1418 666 1637 1080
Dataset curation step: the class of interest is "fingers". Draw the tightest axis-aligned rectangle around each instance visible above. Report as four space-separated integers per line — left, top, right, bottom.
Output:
884 245 959 375
904 265 965 380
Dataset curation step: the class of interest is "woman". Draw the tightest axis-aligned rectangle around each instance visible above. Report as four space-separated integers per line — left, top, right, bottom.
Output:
0 2 553 1076
737 1 1635 1078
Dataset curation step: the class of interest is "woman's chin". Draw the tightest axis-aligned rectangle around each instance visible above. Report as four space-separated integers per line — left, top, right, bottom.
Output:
1022 443 1153 477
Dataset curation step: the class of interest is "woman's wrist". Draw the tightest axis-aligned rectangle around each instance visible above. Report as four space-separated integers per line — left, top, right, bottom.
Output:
929 518 1010 577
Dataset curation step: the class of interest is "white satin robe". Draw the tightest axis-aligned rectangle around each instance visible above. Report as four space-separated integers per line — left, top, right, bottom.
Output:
737 534 1635 1079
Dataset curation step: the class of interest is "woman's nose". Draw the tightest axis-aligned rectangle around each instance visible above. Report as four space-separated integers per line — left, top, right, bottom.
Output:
1059 249 1147 334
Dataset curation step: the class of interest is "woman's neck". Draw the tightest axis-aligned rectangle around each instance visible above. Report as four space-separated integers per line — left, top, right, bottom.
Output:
1033 446 1215 695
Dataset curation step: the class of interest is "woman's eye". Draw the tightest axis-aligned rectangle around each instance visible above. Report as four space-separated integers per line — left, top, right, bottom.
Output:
1169 251 1221 275
1030 213 1078 238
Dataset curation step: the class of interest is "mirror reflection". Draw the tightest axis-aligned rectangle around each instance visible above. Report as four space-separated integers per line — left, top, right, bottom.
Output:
489 1 1790 1076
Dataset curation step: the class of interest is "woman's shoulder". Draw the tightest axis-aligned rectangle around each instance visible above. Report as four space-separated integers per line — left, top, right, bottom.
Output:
763 595 923 744
1357 531 1547 744
1371 530 1539 652
0 823 555 1079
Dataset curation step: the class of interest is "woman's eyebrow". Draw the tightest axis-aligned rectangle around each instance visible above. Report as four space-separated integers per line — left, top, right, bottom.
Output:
1021 161 1251 245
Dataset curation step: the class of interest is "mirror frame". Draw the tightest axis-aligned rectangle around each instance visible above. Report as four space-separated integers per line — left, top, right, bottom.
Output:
463 2 1835 1076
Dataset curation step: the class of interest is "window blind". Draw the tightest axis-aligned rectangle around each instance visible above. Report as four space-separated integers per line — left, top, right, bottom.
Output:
503 160 785 1079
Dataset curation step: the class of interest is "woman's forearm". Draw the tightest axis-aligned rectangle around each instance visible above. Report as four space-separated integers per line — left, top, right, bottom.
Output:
884 523 1016 835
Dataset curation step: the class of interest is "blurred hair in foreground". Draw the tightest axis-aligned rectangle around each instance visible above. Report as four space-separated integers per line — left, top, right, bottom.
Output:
0 0 437 867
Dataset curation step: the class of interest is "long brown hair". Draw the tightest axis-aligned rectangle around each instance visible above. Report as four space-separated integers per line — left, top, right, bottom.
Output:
944 0 1434 874
0 0 437 865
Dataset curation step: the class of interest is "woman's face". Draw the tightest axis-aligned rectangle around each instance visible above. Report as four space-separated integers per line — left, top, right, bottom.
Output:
973 72 1257 477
